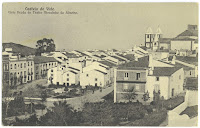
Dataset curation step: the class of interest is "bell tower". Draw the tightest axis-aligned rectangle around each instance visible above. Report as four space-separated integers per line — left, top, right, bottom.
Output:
145 27 154 48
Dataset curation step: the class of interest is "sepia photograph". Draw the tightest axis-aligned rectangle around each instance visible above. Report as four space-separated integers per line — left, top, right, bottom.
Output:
1 2 199 126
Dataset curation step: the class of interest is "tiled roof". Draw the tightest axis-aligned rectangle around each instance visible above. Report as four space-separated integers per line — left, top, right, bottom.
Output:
177 30 198 37
118 56 149 69
74 50 89 56
68 67 80 71
185 77 198 90
149 67 182 76
94 69 107 75
176 56 198 66
64 52 79 58
175 63 194 70
34 56 58 64
159 38 171 44
69 70 78 74
139 46 147 51
98 60 117 67
111 56 126 61
172 36 196 41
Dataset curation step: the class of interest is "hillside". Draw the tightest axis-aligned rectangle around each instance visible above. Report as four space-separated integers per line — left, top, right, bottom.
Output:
2 42 36 56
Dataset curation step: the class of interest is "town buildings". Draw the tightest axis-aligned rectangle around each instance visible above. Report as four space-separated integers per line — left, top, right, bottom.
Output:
146 67 184 100
34 56 58 80
2 50 35 87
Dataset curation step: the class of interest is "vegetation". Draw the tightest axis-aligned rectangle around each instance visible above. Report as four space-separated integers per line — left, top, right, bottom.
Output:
35 38 55 56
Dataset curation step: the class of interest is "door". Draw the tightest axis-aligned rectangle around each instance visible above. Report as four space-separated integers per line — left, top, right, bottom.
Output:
95 83 97 87
67 83 69 86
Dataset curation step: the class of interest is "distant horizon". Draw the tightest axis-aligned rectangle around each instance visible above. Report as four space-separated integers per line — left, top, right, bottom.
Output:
3 3 198 51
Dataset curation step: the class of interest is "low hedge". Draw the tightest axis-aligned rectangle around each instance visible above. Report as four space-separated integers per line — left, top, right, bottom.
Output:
128 109 167 126
151 96 185 110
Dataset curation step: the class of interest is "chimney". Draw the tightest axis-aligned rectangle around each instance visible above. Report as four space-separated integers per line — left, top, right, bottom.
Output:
171 55 176 65
149 54 153 67
149 67 154 75
135 56 138 61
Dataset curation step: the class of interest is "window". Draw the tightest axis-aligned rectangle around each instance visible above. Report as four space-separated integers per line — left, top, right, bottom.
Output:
28 62 29 66
31 62 32 66
95 78 98 81
179 75 181 80
10 64 12 69
136 73 140 80
124 73 128 77
67 74 69 76
156 77 159 81
24 63 26 68
52 63 53 66
86 74 89 77
51 69 53 72
67 78 69 81
14 64 17 69
24 71 26 75
147 35 149 38
190 71 192 76
51 74 53 76
21 63 23 68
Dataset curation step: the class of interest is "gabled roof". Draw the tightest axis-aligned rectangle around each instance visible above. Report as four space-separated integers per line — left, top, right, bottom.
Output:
118 56 149 69
175 63 194 70
177 30 198 37
68 67 80 71
111 56 126 62
117 54 135 61
34 56 58 64
176 56 198 66
64 52 79 58
74 50 89 56
139 46 147 51
98 60 117 68
94 69 107 75
172 36 196 41
69 70 78 74
159 38 171 44
149 67 182 76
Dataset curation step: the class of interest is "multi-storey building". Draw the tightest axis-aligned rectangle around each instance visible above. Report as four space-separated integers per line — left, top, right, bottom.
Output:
114 56 149 103
2 52 35 87
34 56 58 80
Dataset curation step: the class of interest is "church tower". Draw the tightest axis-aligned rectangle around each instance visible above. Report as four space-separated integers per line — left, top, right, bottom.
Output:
145 27 154 48
156 26 163 39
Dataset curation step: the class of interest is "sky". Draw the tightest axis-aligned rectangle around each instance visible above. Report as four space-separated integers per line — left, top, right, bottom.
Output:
2 3 198 51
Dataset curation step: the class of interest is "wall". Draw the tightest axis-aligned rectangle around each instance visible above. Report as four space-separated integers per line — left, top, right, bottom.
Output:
80 70 105 87
169 68 184 98
116 69 146 82
186 90 198 107
146 76 169 100
167 90 198 126
171 40 194 51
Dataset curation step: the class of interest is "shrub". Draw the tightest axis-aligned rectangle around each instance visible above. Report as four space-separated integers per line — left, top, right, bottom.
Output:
128 109 167 126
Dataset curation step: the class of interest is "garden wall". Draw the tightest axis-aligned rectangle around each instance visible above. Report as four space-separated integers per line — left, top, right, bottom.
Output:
167 90 198 126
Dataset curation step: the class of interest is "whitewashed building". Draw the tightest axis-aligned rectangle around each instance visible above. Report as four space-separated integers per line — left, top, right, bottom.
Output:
146 67 184 101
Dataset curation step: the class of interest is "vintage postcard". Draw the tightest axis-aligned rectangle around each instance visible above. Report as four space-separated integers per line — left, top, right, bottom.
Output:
1 2 198 126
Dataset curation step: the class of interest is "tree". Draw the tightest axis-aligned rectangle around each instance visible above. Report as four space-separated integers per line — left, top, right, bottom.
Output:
123 87 138 102
142 91 150 105
36 38 55 56
40 101 81 126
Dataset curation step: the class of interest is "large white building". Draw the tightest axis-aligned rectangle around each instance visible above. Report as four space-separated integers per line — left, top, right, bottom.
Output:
146 67 184 101
80 61 115 88
47 65 80 86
